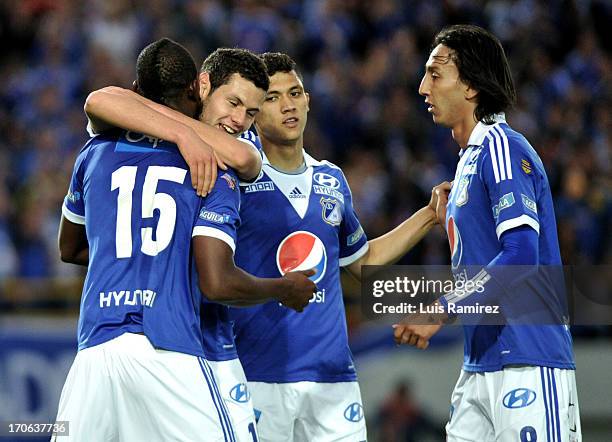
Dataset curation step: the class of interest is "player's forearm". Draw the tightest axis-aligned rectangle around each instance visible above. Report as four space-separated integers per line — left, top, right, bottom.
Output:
349 207 437 280
157 108 261 180
84 88 189 145
88 87 261 179
203 266 291 305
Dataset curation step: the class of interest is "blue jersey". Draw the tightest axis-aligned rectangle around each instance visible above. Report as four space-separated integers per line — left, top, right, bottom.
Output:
446 116 574 372
226 143 369 382
63 130 241 357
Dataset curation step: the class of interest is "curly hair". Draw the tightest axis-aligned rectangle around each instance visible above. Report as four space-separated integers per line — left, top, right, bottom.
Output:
433 25 516 124
135 38 197 105
200 48 269 93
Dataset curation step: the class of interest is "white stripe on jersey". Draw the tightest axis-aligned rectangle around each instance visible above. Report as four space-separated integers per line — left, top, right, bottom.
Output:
193 226 236 253
487 134 501 183
495 126 513 180
62 204 86 225
487 125 512 183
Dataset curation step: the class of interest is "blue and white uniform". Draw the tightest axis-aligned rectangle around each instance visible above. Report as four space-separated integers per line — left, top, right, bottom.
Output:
443 116 581 442
55 130 238 441
227 135 369 441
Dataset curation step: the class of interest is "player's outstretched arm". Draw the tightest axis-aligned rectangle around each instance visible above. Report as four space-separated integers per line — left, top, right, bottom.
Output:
193 236 316 312
58 216 89 266
85 87 262 181
345 181 451 280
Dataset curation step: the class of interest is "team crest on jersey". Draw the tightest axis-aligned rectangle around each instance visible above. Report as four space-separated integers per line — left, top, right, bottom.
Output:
276 231 327 283
521 159 532 174
320 197 342 226
455 176 470 207
220 173 237 191
447 216 463 269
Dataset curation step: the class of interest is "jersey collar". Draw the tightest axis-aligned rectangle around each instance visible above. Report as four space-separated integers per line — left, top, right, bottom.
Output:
466 113 506 147
261 149 323 167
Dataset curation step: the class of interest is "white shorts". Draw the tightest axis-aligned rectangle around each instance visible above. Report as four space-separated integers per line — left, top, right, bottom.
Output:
209 359 258 442
53 333 235 441
447 366 582 442
249 381 367 442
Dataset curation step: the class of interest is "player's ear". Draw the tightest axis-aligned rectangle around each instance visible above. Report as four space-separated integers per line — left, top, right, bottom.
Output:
464 84 478 101
132 80 140 93
199 72 211 101
188 78 200 102
305 92 310 111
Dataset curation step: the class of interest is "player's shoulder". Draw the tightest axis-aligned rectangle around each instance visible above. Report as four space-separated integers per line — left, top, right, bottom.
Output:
307 152 349 186
479 122 543 172
239 130 262 150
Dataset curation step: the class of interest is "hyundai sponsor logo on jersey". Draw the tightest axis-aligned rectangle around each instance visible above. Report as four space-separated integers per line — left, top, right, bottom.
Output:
313 185 344 203
244 181 275 193
276 231 327 283
229 383 250 403
503 388 536 409
314 172 340 189
343 402 364 422
447 216 463 269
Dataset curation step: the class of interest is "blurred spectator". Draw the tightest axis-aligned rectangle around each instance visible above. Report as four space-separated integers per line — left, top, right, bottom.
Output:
377 380 444 442
0 0 608 313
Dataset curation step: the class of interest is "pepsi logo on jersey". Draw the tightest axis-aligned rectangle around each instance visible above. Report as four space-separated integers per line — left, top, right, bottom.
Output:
276 231 327 284
447 216 463 269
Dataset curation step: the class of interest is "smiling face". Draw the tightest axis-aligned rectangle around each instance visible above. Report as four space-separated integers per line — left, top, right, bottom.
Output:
254 70 309 146
199 72 266 137
418 44 476 129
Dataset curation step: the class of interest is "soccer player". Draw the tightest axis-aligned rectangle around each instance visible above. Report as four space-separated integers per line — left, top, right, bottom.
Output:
393 25 582 441
56 39 316 441
229 52 449 442
83 47 278 442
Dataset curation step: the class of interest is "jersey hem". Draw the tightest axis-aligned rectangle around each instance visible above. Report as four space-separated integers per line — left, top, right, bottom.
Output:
243 372 358 383
463 358 576 372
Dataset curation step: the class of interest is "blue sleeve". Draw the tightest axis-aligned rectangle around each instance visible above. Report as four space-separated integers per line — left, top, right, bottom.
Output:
338 171 368 266
442 226 538 307
480 129 540 238
193 170 241 253
62 144 92 224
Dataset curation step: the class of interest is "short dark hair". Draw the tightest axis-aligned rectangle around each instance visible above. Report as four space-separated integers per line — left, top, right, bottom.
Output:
200 48 269 93
135 38 197 105
260 52 298 78
433 25 516 124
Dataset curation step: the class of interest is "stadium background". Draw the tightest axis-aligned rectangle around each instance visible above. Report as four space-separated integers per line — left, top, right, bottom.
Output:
0 0 609 440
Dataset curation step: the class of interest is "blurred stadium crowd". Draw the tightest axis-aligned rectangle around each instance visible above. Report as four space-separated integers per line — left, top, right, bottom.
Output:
0 0 609 296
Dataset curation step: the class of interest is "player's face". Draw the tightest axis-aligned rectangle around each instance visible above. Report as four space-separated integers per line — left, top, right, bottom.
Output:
199 73 265 137
255 71 309 145
419 44 474 128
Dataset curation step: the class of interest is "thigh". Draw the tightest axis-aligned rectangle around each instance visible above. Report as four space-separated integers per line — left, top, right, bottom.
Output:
109 334 233 442
446 370 495 442
294 382 367 442
53 346 117 442
209 359 258 442
248 382 297 442
494 367 582 442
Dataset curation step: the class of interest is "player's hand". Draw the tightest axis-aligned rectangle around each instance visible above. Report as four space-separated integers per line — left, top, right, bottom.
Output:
428 181 452 226
392 306 445 349
279 270 318 312
176 128 227 197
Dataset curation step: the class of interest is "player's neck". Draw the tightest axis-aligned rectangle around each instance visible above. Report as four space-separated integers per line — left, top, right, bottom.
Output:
451 112 478 149
262 138 305 171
